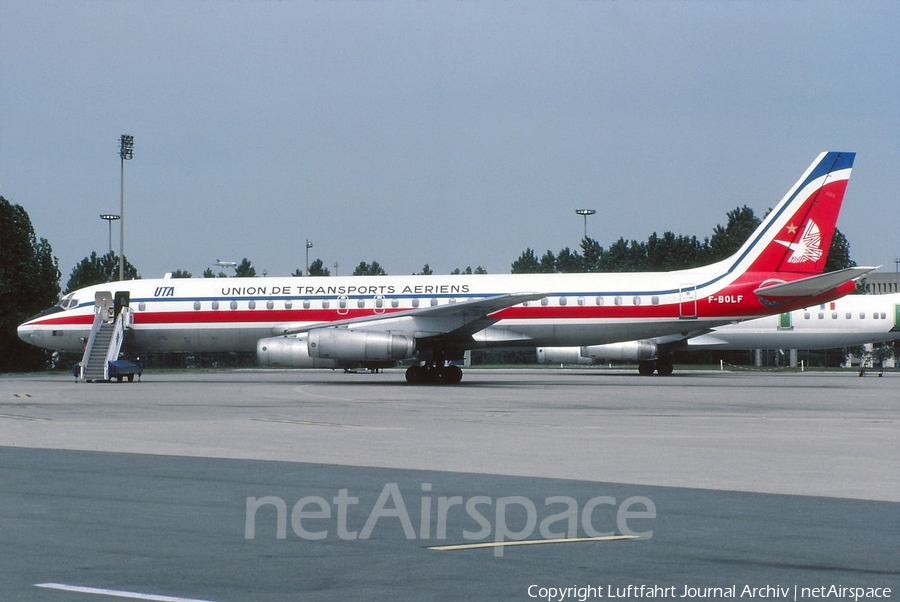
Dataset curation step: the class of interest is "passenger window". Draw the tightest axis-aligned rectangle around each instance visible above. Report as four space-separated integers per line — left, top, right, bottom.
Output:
266 300 274 310
193 301 201 311
248 301 256 310
211 301 219 310
284 300 293 309
230 301 238 310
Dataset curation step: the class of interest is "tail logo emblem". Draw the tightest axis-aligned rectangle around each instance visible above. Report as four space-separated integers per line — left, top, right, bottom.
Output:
775 220 823 264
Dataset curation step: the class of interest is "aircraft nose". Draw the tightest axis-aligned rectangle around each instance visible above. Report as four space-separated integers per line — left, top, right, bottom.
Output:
17 320 37 344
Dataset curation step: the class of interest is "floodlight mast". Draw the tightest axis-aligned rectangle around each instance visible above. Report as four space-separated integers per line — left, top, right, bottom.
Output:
100 214 120 252
118 135 134 281
575 208 596 239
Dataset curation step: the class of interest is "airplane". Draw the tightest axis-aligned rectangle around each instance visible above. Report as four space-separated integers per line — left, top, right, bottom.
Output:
214 258 238 269
18 151 873 384
536 293 900 375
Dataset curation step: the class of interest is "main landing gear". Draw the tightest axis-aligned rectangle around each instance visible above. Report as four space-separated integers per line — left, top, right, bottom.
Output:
637 356 674 376
405 363 464 385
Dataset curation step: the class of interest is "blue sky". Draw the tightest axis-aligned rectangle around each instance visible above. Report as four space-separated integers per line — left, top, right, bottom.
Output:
1 1 898 281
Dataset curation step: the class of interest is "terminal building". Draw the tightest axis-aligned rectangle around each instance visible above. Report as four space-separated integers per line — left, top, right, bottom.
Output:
863 271 900 295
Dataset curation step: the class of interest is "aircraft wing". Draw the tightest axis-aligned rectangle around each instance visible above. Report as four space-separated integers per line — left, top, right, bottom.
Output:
754 266 876 299
271 292 546 338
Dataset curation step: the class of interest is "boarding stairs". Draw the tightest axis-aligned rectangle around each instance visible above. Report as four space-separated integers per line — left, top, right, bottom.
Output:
78 292 133 382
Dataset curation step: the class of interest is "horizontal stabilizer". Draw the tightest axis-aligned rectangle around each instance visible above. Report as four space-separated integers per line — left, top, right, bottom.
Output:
754 266 875 299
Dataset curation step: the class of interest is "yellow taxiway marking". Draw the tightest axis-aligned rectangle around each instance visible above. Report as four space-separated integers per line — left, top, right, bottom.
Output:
429 534 640 551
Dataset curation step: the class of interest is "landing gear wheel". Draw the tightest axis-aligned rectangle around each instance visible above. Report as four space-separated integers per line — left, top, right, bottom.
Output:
656 357 674 376
638 361 655 376
405 365 424 384
405 363 463 385
446 365 463 384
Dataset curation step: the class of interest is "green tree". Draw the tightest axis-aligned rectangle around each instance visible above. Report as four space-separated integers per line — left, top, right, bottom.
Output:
824 228 856 272
511 248 542 274
170 269 192 278
307 258 331 277
539 250 557 273
352 261 387 276
707 205 761 262
202 268 228 278
580 237 603 272
416 264 434 275
555 247 583 273
234 258 256 278
65 251 139 293
0 197 62 370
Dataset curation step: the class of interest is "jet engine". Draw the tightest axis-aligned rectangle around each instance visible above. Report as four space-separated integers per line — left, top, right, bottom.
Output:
537 341 658 364
257 335 338 368
581 341 658 362
307 328 415 361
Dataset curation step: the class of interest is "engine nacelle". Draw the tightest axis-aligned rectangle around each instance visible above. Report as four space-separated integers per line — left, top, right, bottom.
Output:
536 342 659 365
307 328 415 361
257 335 338 368
581 341 658 362
535 347 593 365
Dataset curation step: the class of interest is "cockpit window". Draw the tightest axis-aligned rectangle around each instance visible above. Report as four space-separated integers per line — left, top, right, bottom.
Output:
56 294 78 310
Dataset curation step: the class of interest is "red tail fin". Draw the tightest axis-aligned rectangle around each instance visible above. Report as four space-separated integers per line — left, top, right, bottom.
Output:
732 152 855 275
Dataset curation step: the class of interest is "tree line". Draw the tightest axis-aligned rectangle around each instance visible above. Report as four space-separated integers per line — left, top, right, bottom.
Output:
510 206 855 274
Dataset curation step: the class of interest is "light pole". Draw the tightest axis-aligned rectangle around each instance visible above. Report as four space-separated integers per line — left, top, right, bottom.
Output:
305 239 313 276
895 257 899 292
99 214 120 252
575 209 596 240
118 135 134 281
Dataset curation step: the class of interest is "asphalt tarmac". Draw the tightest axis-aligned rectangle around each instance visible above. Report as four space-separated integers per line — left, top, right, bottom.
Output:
1 368 898 601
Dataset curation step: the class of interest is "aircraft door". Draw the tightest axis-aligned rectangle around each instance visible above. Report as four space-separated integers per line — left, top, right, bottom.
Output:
778 312 793 330
679 284 697 319
95 291 114 322
114 291 130 318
